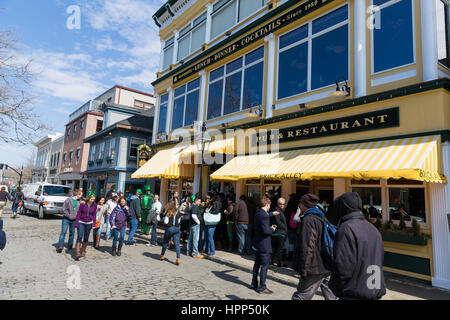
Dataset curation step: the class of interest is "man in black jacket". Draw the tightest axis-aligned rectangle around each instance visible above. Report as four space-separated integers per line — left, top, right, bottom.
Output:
329 192 386 300
271 198 288 267
292 194 337 300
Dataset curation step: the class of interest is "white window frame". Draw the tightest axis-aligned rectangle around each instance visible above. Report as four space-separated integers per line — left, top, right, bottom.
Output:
207 45 265 120
177 12 207 62
158 94 169 134
163 37 175 70
370 0 416 76
276 2 350 101
172 78 201 130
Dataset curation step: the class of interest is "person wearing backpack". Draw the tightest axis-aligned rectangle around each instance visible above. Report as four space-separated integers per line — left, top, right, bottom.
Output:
329 192 386 300
292 194 337 300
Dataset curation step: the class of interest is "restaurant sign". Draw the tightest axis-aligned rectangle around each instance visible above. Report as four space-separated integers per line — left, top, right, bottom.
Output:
253 107 400 146
137 145 153 169
173 0 335 84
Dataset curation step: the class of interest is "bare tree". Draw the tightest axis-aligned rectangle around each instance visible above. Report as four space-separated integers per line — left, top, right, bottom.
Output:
0 30 47 144
21 149 36 183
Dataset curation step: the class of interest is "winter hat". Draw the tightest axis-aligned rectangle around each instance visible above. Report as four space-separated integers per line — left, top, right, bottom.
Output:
299 194 320 209
333 192 363 219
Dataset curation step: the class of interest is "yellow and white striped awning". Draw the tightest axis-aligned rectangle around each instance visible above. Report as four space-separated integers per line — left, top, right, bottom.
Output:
210 135 447 183
131 137 235 180
131 146 195 180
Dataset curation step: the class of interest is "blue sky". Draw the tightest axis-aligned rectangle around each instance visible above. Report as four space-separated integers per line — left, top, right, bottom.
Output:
0 0 165 167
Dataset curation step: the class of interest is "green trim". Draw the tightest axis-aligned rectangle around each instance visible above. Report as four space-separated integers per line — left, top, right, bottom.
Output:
153 0 334 85
384 252 431 276
150 78 450 150
382 232 428 246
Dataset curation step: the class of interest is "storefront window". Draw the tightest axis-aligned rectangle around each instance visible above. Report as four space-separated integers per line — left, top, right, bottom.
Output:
278 5 349 99
207 46 264 120
372 0 414 73
389 187 426 223
352 187 382 219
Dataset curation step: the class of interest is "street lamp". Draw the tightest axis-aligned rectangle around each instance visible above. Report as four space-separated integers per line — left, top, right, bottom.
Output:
194 122 211 199
0 163 24 187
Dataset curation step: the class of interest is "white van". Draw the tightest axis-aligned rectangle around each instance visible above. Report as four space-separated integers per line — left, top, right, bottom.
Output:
23 183 72 219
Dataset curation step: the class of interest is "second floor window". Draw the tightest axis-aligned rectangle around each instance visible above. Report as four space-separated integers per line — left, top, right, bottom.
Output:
158 93 169 133
63 153 67 162
109 138 116 158
96 120 103 132
207 46 265 120
69 151 73 162
177 12 207 61
372 0 414 73
76 149 80 162
99 142 105 159
67 128 71 139
163 36 175 70
90 145 96 161
129 138 145 158
277 4 349 100
73 124 77 137
172 78 200 130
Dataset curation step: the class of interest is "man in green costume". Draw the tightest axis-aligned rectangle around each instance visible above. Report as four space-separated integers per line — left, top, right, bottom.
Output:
140 185 154 235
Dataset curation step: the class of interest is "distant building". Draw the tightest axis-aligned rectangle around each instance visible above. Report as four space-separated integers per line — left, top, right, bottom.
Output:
59 85 155 192
84 104 154 197
48 135 64 184
33 133 64 183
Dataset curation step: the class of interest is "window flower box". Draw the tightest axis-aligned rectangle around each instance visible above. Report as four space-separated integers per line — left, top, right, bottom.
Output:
88 160 94 166
106 156 114 162
381 232 428 246
96 159 103 164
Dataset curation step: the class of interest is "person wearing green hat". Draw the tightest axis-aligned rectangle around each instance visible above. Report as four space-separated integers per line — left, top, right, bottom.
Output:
140 185 154 235
126 189 142 245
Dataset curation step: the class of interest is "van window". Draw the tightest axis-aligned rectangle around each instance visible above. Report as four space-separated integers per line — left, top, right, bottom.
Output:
43 186 72 197
36 186 42 195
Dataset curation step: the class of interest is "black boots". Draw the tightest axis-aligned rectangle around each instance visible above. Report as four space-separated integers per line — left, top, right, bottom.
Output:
111 246 116 256
117 244 122 256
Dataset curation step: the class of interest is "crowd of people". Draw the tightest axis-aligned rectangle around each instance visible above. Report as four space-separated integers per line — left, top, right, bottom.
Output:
53 184 386 300
0 186 24 219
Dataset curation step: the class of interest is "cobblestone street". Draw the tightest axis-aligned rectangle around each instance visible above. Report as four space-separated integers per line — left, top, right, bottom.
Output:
0 208 305 300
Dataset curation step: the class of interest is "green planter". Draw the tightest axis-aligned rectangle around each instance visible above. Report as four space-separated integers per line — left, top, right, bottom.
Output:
382 232 427 246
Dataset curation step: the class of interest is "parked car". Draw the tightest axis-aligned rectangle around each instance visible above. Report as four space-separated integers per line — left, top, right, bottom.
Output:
22 183 72 219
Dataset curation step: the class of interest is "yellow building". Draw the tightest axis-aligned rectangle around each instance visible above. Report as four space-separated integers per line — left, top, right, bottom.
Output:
134 0 450 288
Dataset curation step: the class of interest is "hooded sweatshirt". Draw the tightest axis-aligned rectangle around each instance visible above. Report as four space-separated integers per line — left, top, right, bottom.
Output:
0 219 6 251
129 195 142 220
329 192 386 300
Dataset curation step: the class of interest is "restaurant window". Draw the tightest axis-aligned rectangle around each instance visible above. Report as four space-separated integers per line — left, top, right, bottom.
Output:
158 93 169 133
246 179 282 210
207 46 264 120
372 0 414 73
387 179 426 223
278 4 349 100
182 179 194 197
168 179 179 203
129 138 145 158
437 0 450 68
163 37 175 70
172 78 200 130
177 13 207 61
211 0 265 40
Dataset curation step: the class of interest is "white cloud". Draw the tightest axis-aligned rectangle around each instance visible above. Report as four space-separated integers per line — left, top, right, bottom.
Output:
55 107 72 114
113 69 156 90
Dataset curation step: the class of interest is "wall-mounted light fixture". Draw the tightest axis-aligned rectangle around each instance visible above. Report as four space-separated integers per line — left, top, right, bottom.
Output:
245 107 263 118
329 77 351 97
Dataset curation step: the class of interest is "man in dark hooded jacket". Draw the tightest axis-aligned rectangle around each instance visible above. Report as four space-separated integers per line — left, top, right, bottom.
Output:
0 219 6 251
329 192 386 300
292 194 337 300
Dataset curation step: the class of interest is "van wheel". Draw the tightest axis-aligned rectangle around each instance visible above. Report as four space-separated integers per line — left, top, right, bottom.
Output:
38 206 45 219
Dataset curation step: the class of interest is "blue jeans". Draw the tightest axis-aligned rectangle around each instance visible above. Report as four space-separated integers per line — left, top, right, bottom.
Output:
113 228 126 247
104 215 111 239
251 252 271 293
58 218 75 248
127 218 138 243
76 223 93 243
205 225 216 255
161 226 181 259
198 225 207 252
150 221 159 245
187 224 200 256
236 223 250 255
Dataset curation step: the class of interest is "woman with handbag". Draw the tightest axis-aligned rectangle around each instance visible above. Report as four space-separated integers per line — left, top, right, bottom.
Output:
159 201 183 265
92 196 107 250
203 197 221 256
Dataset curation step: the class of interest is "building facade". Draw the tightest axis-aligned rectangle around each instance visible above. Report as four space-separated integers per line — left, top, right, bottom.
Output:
33 134 64 183
59 86 155 192
48 135 64 184
84 104 155 197
138 0 450 288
